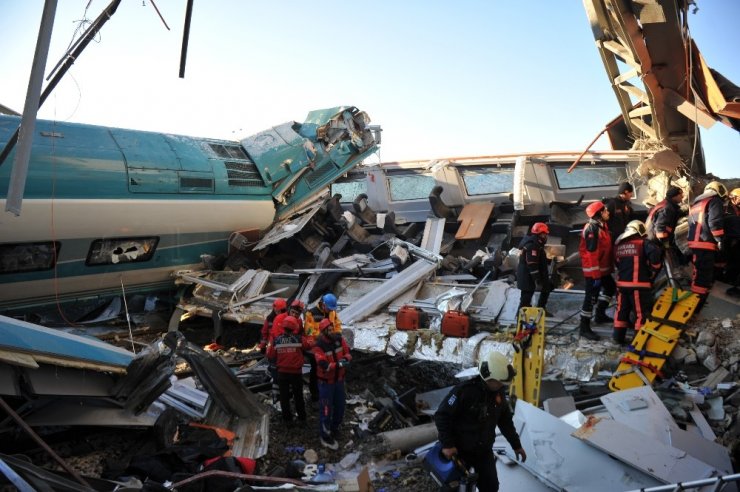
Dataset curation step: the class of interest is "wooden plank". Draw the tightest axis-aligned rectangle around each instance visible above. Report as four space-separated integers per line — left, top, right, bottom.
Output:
455 201 494 240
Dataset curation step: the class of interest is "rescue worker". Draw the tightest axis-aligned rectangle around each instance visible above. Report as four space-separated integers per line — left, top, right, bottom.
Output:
434 351 526 492
723 188 740 297
290 299 319 402
606 182 635 243
312 318 351 450
646 185 684 251
261 298 288 403
260 298 287 352
688 181 727 311
305 293 342 335
516 222 553 313
613 220 662 345
267 315 312 425
578 201 615 340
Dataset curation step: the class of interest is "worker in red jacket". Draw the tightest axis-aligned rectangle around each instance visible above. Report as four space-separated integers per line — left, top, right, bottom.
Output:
613 221 662 345
261 298 288 404
578 201 615 340
688 181 727 312
267 316 312 425
312 318 352 450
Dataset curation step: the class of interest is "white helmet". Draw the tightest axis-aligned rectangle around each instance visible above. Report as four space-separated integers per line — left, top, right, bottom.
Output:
478 351 514 382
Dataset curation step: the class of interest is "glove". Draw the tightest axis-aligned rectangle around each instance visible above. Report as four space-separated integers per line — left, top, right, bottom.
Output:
338 359 350 368
592 278 602 289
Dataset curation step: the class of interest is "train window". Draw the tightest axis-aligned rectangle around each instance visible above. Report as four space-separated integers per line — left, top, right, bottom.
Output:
552 164 627 189
331 179 367 203
387 173 435 201
86 237 159 266
459 166 514 195
0 242 59 274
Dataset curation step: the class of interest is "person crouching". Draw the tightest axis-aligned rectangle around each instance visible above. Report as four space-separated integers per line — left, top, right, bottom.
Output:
267 315 312 426
312 318 352 450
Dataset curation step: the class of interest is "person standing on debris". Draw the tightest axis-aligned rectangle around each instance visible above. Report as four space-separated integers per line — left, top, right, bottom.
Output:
267 315 312 426
305 293 342 334
688 181 727 312
262 298 288 404
606 182 635 243
646 186 684 263
578 201 615 341
516 222 553 313
312 318 351 450
722 188 740 297
261 298 287 352
613 220 662 345
290 299 319 402
434 351 526 492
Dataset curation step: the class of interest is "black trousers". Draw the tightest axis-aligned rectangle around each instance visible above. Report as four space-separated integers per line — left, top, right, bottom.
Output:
458 449 498 492
277 372 306 422
518 284 552 312
691 249 716 296
307 353 319 401
581 274 616 318
615 288 653 332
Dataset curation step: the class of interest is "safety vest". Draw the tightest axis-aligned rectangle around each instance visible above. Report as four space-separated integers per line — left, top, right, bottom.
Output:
579 219 613 278
304 307 342 337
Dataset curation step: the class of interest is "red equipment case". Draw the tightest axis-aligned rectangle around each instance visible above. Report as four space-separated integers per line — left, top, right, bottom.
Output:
396 305 422 330
441 310 472 337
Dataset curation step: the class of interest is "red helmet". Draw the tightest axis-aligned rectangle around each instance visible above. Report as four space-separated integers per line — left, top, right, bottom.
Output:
282 316 300 332
531 222 549 235
319 318 333 332
273 298 287 312
585 201 606 218
290 299 305 311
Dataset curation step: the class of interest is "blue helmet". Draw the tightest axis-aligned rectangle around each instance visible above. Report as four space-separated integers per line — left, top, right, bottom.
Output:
322 293 337 310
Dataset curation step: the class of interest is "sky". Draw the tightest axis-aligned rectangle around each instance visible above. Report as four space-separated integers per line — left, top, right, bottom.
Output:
1 1 738 178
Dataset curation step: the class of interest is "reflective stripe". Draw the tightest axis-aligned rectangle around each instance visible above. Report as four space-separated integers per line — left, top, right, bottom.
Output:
691 285 709 295
616 281 651 288
688 241 717 251
580 310 592 319
583 266 600 272
598 294 612 303
711 229 725 236
633 290 644 329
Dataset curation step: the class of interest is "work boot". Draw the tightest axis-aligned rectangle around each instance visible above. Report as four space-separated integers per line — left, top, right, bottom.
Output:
593 301 613 324
579 317 600 341
611 328 627 346
320 434 339 450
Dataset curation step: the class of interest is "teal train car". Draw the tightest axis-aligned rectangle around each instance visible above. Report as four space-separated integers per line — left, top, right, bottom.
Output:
0 106 379 313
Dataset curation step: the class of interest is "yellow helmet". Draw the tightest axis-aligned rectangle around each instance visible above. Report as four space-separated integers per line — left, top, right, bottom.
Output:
730 188 740 199
624 220 647 237
704 181 728 199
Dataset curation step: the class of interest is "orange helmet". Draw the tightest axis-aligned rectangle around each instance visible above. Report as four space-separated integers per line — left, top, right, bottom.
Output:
319 318 333 332
585 201 606 218
273 298 287 312
531 222 549 235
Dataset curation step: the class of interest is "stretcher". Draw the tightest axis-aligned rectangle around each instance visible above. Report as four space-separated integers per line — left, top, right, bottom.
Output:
609 285 700 391
510 307 546 406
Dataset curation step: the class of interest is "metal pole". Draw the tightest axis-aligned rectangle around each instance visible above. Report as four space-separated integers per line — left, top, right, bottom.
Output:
5 0 57 216
179 0 194 78
0 397 91 489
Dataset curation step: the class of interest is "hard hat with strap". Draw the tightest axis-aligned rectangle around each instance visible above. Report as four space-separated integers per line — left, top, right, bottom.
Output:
704 181 728 199
531 222 549 235
478 351 515 382
585 201 606 218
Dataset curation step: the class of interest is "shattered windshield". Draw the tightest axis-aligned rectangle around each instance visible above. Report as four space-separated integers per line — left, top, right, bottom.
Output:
459 166 514 195
331 179 367 203
387 173 436 201
553 164 627 189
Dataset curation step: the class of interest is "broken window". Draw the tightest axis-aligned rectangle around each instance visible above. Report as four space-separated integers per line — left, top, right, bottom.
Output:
332 179 367 203
387 172 435 201
86 237 159 266
0 241 59 274
552 164 627 189
459 165 515 195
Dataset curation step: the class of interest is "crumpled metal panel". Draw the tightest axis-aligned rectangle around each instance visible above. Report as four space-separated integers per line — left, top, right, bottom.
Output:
507 400 660 491
349 315 392 353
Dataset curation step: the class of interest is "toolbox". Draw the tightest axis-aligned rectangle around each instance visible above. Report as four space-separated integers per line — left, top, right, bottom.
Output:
441 310 472 338
396 305 423 330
